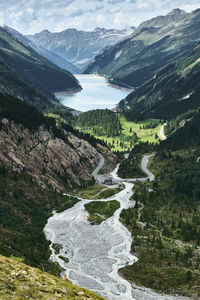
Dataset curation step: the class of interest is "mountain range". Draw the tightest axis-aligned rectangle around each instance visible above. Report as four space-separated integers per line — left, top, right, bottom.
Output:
27 27 134 71
84 9 200 88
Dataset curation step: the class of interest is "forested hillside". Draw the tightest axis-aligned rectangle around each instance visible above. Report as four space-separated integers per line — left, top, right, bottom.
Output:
119 41 200 121
118 114 200 296
74 109 122 137
0 27 80 110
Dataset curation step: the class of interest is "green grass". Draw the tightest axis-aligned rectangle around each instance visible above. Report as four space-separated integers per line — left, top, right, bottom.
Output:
76 115 162 151
76 185 123 200
76 185 106 199
98 187 123 198
56 195 80 213
0 254 105 300
85 200 120 225
44 113 67 127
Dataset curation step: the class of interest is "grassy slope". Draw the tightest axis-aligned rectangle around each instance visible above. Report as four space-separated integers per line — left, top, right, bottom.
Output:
77 115 161 151
0 255 104 300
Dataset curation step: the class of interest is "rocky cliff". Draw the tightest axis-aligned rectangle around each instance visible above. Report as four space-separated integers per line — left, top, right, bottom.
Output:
0 118 99 192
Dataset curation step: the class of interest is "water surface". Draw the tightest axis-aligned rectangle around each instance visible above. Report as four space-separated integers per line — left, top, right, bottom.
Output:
56 75 130 112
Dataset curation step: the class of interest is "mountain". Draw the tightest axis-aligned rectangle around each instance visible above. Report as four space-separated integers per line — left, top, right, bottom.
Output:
4 26 80 74
84 9 200 88
0 26 80 110
119 41 200 121
27 27 134 71
0 93 101 192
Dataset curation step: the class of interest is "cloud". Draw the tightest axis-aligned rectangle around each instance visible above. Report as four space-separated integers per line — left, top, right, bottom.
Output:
0 0 199 34
68 8 84 18
108 0 124 4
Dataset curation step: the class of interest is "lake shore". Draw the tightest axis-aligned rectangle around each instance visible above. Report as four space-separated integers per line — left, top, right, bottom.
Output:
54 86 82 97
54 74 130 112
107 82 134 93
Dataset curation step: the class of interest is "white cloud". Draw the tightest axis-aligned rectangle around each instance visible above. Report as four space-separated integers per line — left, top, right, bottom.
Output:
96 14 106 22
0 0 200 34
179 4 200 12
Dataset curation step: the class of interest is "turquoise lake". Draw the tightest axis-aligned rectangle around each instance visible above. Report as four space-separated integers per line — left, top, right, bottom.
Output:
56 75 131 112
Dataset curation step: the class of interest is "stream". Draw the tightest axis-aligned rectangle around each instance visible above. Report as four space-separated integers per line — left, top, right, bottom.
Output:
44 155 189 300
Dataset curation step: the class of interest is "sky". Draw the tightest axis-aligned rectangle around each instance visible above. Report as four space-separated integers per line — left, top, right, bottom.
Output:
0 0 200 35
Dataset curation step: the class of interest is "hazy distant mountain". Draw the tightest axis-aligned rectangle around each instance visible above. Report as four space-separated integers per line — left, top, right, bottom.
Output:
4 26 80 74
27 27 134 70
84 9 200 88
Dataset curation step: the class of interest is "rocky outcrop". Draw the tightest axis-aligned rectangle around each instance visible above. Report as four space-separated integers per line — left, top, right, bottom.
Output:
0 118 99 191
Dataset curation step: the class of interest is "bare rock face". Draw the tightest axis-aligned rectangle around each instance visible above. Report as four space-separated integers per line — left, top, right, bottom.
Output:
0 119 99 191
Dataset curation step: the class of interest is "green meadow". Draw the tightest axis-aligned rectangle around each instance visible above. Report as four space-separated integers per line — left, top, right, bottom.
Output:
78 115 162 151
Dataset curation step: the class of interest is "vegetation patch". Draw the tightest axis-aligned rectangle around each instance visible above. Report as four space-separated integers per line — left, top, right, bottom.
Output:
76 185 123 200
75 112 162 151
58 255 69 264
74 109 122 137
76 185 106 199
56 195 80 213
85 200 120 225
0 254 104 300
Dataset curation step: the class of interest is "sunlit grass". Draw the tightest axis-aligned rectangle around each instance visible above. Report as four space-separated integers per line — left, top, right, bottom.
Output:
78 115 162 151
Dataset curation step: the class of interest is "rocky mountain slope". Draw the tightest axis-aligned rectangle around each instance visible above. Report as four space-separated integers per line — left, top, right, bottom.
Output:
0 254 104 299
27 27 134 71
0 94 100 192
4 26 80 74
119 41 200 121
84 9 200 88
0 27 80 110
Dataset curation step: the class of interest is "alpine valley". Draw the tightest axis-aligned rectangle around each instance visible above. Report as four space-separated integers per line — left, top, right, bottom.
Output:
1 4 200 300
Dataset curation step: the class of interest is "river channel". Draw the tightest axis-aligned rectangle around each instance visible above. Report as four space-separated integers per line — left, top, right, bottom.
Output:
44 154 189 300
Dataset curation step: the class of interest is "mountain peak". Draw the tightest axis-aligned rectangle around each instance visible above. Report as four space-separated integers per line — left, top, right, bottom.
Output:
167 8 187 16
40 29 50 34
